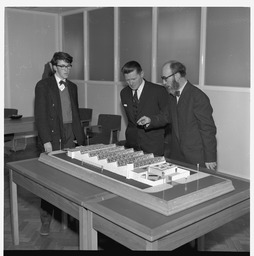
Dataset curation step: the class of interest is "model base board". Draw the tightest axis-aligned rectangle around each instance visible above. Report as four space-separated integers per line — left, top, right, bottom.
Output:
39 144 235 216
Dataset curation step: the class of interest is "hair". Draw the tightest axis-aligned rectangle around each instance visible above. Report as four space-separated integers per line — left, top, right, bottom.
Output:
50 52 73 66
121 61 142 74
164 60 186 77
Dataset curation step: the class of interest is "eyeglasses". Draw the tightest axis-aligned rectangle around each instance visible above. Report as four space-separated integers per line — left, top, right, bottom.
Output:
56 64 72 70
161 73 176 81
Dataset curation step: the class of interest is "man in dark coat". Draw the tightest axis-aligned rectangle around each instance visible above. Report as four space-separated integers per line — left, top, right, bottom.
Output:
137 60 217 170
35 52 85 235
120 61 168 156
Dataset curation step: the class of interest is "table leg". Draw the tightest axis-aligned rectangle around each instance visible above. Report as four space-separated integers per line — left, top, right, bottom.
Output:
9 169 19 245
61 212 68 230
79 207 87 250
79 207 98 250
87 210 98 250
197 236 205 251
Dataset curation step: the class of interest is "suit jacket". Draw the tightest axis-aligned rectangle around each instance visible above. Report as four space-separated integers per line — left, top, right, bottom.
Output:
120 80 168 156
34 76 85 151
150 81 217 166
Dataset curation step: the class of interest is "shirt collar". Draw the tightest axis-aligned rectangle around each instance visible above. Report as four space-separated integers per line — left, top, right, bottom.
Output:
178 80 187 95
55 74 66 91
134 79 145 93
55 74 66 83
55 75 66 90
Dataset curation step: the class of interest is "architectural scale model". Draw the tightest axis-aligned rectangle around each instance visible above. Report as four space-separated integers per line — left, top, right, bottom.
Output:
39 143 235 216
67 144 190 186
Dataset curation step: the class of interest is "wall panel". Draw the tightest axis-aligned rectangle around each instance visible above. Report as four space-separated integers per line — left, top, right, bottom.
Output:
5 9 58 116
205 7 250 87
205 89 250 179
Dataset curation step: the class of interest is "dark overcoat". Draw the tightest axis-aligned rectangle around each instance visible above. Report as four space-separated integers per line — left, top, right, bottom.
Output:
35 76 85 151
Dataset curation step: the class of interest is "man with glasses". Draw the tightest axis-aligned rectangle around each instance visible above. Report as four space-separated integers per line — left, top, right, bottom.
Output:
35 51 85 235
120 60 168 156
137 60 217 171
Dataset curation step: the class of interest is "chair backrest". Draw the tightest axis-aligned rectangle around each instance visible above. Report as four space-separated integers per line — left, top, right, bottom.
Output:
4 108 18 118
89 114 121 145
97 114 121 132
4 108 18 141
79 108 93 127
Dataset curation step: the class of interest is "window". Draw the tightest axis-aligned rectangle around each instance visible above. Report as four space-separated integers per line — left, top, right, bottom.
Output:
205 7 250 87
120 7 152 81
62 13 84 80
157 7 201 84
89 8 114 81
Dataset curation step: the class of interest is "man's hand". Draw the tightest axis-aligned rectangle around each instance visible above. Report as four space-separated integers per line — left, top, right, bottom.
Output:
205 162 217 171
44 142 53 153
137 116 151 126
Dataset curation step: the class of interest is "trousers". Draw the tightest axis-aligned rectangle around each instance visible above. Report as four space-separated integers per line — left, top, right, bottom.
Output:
40 123 75 224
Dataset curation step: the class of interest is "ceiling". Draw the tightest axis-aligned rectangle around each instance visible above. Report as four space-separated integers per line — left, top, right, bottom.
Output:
8 7 85 14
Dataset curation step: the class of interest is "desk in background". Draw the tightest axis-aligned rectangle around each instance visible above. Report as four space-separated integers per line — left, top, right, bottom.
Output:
4 116 90 151
4 117 35 135
4 117 37 151
4 116 91 135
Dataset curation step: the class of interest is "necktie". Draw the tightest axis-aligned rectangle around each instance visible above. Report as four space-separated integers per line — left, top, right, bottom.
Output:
133 89 139 103
60 80 66 86
175 90 180 97
59 80 66 91
133 89 139 121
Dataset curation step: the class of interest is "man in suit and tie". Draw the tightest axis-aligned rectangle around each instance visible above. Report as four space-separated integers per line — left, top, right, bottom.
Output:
35 52 85 235
137 60 217 170
120 61 168 156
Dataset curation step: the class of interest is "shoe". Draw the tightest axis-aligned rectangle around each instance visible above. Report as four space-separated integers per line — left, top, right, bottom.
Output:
40 207 52 236
40 222 50 236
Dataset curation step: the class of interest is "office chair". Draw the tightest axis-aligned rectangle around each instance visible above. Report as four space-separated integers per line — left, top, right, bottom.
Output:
84 114 121 145
4 108 18 142
4 108 18 155
79 108 93 128
4 108 18 118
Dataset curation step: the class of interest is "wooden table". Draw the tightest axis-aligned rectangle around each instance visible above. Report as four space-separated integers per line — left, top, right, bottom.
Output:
7 158 112 250
4 116 90 151
4 117 36 135
7 158 250 250
4 116 90 135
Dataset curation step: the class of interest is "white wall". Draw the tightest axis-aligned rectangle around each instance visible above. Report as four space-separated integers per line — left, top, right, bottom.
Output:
205 88 250 179
5 9 59 116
